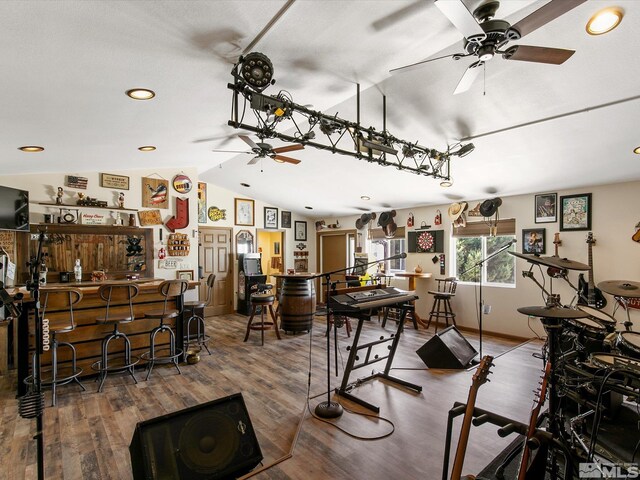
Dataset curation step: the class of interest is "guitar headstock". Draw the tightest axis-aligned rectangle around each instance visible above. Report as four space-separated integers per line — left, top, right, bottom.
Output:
586 231 595 245
472 355 494 387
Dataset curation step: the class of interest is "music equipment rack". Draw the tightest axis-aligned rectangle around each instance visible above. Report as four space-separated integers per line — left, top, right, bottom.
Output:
330 288 422 413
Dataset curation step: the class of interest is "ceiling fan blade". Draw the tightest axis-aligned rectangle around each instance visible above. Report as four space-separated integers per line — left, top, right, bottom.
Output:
239 134 259 150
273 144 304 154
389 52 465 74
273 155 301 165
247 156 261 165
503 45 575 65
510 0 587 38
453 61 483 95
435 0 486 43
211 149 251 154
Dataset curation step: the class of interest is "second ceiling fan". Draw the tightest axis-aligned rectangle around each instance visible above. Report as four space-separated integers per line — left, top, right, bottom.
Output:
391 0 586 94
213 135 304 165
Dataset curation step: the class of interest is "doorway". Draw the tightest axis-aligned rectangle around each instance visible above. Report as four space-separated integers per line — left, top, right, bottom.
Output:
316 229 356 300
198 227 233 316
256 230 285 285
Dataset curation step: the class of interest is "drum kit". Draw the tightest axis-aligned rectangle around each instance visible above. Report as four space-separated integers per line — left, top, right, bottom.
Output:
511 251 640 478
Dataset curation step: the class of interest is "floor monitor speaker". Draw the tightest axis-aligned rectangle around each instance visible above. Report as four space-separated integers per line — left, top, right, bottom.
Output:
129 392 263 480
416 325 477 369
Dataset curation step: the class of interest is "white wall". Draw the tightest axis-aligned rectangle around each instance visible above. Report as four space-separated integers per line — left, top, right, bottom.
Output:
327 180 640 338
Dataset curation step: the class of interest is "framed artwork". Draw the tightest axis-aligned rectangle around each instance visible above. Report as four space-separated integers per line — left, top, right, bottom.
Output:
66 175 88 190
534 193 557 223
100 173 129 190
137 209 163 226
197 182 207 223
235 229 254 258
142 177 169 209
264 207 278 229
234 198 254 226
172 174 192 193
294 221 307 241
281 210 292 228
560 193 591 231
522 228 546 254
176 270 194 281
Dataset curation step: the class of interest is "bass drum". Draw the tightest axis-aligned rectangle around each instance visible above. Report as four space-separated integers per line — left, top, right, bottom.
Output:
577 305 617 333
618 331 640 359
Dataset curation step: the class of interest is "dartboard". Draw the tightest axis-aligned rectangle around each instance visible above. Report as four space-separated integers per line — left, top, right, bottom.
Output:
417 231 434 252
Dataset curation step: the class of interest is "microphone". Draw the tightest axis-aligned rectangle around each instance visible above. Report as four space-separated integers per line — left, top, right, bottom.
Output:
387 253 407 260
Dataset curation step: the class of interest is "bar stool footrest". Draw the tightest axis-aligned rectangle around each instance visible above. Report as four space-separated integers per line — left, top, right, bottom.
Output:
91 357 140 373
39 366 84 387
140 348 183 364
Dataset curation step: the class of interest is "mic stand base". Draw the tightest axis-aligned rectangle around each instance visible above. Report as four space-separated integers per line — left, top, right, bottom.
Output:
315 400 343 419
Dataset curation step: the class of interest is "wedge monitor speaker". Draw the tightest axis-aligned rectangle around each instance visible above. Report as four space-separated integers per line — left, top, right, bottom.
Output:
416 326 477 369
129 393 262 480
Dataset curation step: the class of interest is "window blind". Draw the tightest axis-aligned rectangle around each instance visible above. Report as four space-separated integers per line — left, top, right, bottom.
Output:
452 218 515 238
368 226 406 239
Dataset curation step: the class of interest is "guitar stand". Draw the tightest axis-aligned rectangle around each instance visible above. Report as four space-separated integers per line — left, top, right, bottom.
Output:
335 303 422 413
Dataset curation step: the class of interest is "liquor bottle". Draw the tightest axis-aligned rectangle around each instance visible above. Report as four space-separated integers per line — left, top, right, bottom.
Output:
74 259 82 282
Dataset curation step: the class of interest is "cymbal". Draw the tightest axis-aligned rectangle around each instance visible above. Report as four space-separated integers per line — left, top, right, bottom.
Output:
508 251 553 267
541 256 590 271
597 280 640 298
517 306 588 319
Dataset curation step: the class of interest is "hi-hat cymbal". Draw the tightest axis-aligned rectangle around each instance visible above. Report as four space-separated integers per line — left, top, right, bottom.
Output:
597 280 640 298
517 306 588 319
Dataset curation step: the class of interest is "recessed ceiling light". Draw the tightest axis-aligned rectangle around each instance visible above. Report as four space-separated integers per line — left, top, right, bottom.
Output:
360 195 370 201
586 7 624 35
19 146 44 152
305 206 313 210
634 146 640 154
138 146 156 151
240 183 250 187
440 180 453 188
126 88 155 100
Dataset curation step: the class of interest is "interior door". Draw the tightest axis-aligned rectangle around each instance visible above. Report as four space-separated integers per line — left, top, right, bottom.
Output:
319 232 348 301
198 227 233 316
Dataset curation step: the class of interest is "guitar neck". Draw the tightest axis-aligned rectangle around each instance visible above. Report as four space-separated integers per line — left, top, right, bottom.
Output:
450 389 479 480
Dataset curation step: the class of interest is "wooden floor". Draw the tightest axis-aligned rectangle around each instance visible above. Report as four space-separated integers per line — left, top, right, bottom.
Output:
0 313 544 479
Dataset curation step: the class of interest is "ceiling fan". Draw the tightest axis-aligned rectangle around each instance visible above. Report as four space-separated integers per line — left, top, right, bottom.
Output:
391 0 586 94
212 134 304 165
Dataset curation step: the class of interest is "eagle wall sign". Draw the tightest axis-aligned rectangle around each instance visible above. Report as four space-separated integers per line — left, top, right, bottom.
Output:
142 176 169 209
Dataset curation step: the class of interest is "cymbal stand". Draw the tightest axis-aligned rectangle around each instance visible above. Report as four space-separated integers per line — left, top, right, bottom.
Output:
521 266 560 307
615 296 635 331
558 271 589 307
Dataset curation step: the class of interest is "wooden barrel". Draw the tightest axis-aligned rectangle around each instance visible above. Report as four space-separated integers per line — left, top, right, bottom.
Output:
279 278 316 333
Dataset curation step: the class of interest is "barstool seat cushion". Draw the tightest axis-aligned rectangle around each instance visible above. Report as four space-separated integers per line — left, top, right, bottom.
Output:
427 291 455 298
183 300 207 308
96 315 134 324
251 293 275 303
144 309 179 319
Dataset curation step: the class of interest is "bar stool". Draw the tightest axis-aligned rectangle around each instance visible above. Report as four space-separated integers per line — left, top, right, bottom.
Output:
141 280 188 380
182 274 215 359
244 284 281 345
35 288 85 406
93 283 140 392
425 277 458 332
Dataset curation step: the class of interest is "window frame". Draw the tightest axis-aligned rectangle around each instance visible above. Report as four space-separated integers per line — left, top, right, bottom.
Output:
367 237 406 274
451 234 516 288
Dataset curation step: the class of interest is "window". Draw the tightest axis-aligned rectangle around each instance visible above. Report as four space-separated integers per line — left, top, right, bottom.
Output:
368 238 406 273
453 234 516 286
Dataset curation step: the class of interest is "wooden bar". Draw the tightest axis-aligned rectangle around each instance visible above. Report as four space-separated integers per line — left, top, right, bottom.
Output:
14 279 195 395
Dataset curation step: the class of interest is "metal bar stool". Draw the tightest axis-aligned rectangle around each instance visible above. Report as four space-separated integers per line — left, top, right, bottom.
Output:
243 284 280 345
27 288 85 406
92 283 140 392
425 277 458 332
182 274 215 360
141 280 188 380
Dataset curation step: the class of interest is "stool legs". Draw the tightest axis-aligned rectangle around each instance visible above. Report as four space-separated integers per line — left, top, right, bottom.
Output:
427 296 456 332
96 324 138 393
244 303 280 345
145 323 181 380
184 307 211 360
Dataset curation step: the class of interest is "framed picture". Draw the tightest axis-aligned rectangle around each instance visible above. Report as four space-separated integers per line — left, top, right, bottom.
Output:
281 210 292 228
100 173 130 190
142 176 169 209
535 193 557 223
234 198 254 226
197 182 207 223
177 270 194 281
560 193 591 231
294 221 307 241
522 228 546 254
264 207 278 229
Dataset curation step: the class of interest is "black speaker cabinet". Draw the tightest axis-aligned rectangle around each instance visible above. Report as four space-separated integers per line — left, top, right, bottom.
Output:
129 393 263 480
416 326 478 369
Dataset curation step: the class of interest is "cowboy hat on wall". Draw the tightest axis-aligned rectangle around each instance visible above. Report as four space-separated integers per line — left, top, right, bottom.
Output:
448 202 468 228
479 198 503 218
355 212 376 230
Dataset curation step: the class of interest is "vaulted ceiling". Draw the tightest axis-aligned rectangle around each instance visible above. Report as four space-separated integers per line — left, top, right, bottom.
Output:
1 0 639 218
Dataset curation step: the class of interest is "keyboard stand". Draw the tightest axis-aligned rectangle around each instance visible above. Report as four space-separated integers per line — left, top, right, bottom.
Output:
335 303 423 413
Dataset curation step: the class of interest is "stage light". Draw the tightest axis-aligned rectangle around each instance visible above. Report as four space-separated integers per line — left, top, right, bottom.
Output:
452 143 475 157
239 52 274 92
359 137 398 156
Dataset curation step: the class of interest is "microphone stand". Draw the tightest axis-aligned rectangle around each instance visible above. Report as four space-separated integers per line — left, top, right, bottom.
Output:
308 253 405 419
460 240 514 359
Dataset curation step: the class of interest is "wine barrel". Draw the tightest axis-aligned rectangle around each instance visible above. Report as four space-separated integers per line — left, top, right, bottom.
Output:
279 277 316 333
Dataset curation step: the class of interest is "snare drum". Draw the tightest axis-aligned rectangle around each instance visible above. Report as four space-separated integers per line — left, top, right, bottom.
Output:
618 331 640 359
577 305 617 333
590 353 640 374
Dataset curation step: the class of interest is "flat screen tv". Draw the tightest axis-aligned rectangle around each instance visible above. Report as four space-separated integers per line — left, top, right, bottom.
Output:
0 185 29 231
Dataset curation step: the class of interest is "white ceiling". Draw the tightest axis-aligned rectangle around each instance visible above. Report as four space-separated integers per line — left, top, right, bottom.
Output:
1 0 639 218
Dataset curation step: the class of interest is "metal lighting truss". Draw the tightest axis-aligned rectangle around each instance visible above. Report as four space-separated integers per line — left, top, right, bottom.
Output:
226 57 468 181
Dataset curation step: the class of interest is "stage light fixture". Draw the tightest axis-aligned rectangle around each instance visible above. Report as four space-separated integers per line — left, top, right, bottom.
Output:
239 52 274 92
359 137 398 156
452 143 475 157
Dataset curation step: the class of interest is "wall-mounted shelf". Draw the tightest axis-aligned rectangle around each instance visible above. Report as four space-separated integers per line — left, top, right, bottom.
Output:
35 202 138 212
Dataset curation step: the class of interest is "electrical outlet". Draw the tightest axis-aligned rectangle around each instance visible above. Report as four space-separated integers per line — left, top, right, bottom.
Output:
483 304 492 314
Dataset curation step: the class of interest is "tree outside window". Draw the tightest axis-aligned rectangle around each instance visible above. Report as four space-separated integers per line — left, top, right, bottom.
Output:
455 235 515 285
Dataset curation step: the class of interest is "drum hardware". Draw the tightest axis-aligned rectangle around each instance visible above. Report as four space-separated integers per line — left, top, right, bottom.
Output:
598 280 640 332
617 331 640 359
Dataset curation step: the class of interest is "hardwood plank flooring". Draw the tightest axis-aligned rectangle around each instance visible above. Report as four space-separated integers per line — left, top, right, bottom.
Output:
0 313 544 479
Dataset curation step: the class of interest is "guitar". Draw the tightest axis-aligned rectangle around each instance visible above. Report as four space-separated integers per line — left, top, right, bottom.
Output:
450 355 494 480
517 362 552 480
577 232 607 309
546 233 563 278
